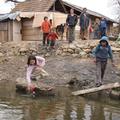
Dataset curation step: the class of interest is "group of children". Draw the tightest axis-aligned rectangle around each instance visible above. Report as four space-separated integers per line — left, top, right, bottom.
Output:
25 15 115 92
41 16 58 49
26 36 115 92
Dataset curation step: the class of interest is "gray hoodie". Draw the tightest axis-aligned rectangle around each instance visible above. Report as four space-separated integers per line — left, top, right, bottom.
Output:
95 39 113 61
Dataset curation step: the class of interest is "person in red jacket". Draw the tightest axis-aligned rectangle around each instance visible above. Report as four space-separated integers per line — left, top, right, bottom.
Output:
41 16 51 46
47 29 58 49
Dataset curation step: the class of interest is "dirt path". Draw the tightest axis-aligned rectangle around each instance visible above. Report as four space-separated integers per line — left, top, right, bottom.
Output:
0 55 120 89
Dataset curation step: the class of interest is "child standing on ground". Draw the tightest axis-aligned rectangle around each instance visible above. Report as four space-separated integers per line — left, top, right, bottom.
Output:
41 16 51 46
94 36 114 87
47 28 58 49
26 55 51 91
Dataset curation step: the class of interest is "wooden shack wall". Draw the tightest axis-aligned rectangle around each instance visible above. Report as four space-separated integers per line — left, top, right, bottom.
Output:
0 21 8 43
0 12 114 42
21 12 67 41
0 20 14 43
21 18 42 41
107 22 113 35
13 20 22 42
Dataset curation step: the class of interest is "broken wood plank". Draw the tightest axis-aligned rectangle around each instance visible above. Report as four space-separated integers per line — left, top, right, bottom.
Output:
72 82 120 96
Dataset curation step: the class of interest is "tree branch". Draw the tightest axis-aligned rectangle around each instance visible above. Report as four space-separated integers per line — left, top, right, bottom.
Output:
5 0 25 3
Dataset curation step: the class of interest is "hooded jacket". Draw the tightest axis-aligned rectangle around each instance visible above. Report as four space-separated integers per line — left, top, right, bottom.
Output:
95 37 113 61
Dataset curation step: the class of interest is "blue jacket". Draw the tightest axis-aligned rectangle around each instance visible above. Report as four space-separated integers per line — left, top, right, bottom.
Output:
94 42 113 61
100 19 107 29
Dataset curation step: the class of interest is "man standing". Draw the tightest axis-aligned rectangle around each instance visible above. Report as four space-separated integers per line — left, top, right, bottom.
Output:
94 18 100 39
99 17 107 37
66 9 78 43
79 8 90 40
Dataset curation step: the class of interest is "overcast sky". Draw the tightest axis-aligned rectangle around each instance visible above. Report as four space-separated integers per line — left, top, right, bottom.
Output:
64 0 115 19
0 0 116 20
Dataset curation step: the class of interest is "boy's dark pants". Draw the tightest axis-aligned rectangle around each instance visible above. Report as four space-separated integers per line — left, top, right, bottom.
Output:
43 33 49 45
68 26 75 43
50 40 55 47
100 27 106 37
80 28 88 40
96 58 107 84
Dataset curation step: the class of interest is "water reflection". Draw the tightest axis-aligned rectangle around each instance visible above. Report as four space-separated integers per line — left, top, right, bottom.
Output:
70 109 77 120
0 80 16 99
0 82 120 120
0 103 23 120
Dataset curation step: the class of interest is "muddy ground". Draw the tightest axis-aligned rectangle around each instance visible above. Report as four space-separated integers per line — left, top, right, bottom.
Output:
0 53 120 90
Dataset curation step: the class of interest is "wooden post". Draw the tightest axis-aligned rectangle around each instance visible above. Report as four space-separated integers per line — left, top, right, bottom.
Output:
52 0 56 28
72 82 120 96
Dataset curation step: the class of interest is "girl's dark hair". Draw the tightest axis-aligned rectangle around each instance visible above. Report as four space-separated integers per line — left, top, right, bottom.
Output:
44 16 48 20
27 55 37 66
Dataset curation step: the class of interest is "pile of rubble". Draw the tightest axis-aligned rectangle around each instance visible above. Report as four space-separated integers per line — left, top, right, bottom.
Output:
0 40 120 58
0 41 41 57
56 40 120 58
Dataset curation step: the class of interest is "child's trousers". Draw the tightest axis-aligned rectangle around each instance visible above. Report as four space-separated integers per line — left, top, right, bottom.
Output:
50 40 55 47
43 33 49 45
96 59 107 84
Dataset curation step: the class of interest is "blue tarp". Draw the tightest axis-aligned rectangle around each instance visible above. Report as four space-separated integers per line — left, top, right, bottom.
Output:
0 12 20 21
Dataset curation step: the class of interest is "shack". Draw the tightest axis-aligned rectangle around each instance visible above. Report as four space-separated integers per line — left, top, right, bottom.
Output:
0 0 117 42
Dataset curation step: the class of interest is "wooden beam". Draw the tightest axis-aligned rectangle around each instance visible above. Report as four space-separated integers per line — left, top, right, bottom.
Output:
58 0 68 14
72 82 120 96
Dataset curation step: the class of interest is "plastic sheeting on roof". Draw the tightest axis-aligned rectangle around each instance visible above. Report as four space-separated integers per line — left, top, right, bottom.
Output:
0 12 20 21
32 12 67 27
0 12 36 21
20 12 35 18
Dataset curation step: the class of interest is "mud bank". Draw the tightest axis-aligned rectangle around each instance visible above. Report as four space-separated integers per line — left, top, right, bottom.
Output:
0 40 120 93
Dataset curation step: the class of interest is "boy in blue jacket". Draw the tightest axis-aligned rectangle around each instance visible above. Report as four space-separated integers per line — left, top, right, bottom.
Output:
94 36 114 87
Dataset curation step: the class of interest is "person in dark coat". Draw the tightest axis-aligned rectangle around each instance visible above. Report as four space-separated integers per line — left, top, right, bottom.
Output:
66 9 78 43
99 17 107 37
79 8 90 40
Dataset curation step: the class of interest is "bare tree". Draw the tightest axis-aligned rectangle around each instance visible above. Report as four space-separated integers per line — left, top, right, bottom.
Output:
116 0 120 32
112 0 120 32
5 0 26 3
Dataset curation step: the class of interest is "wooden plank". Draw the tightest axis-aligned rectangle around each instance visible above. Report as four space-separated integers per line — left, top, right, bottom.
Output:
59 0 68 13
0 22 8 30
21 18 42 41
22 19 33 27
72 82 120 96
8 21 13 42
22 29 41 36
22 35 41 41
0 31 8 42
22 26 34 30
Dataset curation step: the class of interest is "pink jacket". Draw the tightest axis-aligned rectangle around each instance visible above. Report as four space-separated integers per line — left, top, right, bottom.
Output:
26 56 45 84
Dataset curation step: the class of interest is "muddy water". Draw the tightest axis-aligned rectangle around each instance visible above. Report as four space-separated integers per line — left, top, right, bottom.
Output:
0 82 120 120
0 55 120 120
